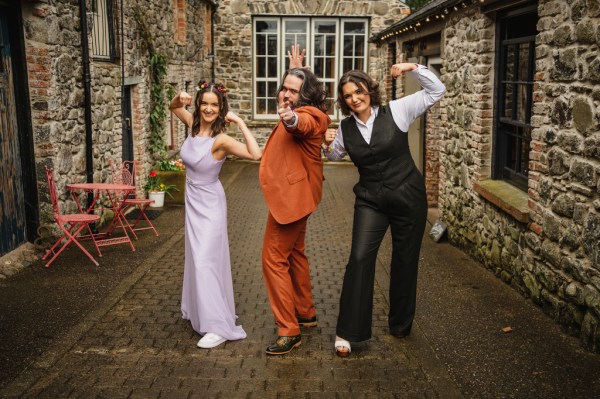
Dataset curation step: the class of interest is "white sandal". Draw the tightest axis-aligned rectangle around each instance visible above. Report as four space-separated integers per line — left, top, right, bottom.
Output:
335 338 351 358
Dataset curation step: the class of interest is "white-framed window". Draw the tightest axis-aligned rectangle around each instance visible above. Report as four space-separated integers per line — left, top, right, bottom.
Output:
253 17 369 120
91 0 115 61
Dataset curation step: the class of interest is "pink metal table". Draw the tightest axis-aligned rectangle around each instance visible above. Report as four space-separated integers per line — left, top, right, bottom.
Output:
66 183 137 252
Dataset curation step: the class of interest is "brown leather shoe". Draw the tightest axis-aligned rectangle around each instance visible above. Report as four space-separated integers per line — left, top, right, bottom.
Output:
297 315 317 327
266 335 302 355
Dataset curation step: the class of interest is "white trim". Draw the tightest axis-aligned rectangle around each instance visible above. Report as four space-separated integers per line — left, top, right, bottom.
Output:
253 16 369 121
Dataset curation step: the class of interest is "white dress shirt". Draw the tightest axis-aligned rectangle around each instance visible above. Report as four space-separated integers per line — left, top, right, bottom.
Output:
325 65 445 161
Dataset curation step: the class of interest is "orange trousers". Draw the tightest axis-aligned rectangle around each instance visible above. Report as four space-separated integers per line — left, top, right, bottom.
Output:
262 212 316 336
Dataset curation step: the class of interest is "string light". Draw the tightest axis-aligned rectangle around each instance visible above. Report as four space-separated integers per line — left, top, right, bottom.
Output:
378 0 486 42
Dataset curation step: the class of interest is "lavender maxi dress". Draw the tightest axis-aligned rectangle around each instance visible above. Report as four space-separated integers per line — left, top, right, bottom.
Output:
179 135 246 341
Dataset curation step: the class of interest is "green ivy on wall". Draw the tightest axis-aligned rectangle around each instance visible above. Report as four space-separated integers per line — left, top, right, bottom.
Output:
132 6 174 164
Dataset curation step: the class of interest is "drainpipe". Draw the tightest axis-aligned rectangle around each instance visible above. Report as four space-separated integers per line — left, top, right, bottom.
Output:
79 0 94 209
120 0 126 158
210 1 218 82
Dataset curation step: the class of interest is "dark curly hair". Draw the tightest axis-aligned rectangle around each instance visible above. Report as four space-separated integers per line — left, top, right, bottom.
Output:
276 68 328 112
336 70 381 116
191 81 229 137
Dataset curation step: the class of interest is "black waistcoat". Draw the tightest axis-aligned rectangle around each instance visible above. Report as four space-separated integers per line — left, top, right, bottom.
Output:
341 105 419 201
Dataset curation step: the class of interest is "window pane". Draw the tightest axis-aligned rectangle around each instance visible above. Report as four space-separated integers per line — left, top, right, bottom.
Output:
516 84 528 122
315 21 336 33
285 21 307 51
314 58 323 76
343 36 353 56
256 57 266 78
324 81 334 99
256 20 277 33
326 35 336 54
354 36 365 56
267 56 277 77
257 82 266 98
267 36 277 55
504 45 515 82
505 126 518 170
268 81 278 97
325 57 335 78
325 99 335 115
520 127 532 175
314 36 324 56
518 44 530 82
343 58 352 71
503 83 513 119
355 58 364 71
256 35 266 55
257 99 267 114
285 34 307 51
344 22 365 34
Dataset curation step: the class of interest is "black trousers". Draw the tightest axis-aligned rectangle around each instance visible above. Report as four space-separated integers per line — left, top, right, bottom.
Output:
336 175 427 342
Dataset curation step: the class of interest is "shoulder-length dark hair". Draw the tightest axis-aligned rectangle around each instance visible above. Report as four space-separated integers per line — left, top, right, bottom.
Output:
191 82 229 137
276 68 328 112
336 70 381 116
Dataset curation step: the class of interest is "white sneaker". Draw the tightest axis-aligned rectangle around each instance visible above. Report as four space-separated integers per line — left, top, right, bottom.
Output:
197 333 227 348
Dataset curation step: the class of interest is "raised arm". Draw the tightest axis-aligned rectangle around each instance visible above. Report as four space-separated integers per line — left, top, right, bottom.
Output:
214 111 262 161
287 44 310 70
169 92 194 128
389 64 446 131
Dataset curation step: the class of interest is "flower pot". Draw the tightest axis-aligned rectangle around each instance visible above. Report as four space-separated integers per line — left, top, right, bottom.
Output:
148 191 165 208
155 171 185 205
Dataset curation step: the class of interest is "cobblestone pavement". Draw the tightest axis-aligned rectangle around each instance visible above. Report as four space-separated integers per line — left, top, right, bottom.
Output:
1 161 599 398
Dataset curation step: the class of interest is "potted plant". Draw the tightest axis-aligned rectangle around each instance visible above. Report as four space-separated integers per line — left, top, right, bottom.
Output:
144 170 179 208
156 158 186 205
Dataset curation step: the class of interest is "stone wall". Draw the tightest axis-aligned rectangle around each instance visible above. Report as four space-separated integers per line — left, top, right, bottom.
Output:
21 0 212 220
439 0 600 351
215 0 410 143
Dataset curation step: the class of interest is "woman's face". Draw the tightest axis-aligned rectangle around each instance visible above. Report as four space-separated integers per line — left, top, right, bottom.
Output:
342 81 371 115
199 91 221 124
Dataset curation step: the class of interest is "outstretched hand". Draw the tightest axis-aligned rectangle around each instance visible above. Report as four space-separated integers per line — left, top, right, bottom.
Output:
278 100 295 123
288 44 311 70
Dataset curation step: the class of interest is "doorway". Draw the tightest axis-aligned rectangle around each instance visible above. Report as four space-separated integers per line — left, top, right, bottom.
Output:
0 9 27 256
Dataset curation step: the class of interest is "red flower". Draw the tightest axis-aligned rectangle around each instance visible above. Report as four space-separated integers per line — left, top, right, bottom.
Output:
150 170 157 177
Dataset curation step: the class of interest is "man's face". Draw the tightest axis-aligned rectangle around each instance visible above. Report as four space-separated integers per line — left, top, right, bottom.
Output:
279 74 303 107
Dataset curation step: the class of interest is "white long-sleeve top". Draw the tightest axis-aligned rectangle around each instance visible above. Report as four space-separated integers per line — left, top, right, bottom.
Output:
325 65 445 161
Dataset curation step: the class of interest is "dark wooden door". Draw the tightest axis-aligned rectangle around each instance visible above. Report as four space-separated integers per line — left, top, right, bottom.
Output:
122 86 134 162
0 11 26 255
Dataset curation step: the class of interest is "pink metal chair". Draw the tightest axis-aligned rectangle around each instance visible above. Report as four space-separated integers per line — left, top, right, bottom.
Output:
42 166 102 267
108 160 158 239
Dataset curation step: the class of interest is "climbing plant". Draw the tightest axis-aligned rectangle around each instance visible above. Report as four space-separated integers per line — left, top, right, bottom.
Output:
132 6 173 164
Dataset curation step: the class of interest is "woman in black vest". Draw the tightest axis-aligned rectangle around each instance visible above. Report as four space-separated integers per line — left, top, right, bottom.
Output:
323 63 445 357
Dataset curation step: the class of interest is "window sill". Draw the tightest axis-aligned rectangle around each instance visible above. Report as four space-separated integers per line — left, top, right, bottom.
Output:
473 179 530 223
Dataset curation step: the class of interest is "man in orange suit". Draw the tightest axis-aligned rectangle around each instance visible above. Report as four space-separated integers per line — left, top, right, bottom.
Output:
259 64 331 355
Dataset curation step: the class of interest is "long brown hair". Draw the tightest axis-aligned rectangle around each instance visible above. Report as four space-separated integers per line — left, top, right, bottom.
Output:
336 70 381 116
276 68 328 112
191 81 229 137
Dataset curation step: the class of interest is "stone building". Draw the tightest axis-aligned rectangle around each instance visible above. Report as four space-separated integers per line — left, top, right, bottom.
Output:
1 0 215 263
1 0 413 263
374 0 600 351
205 0 411 144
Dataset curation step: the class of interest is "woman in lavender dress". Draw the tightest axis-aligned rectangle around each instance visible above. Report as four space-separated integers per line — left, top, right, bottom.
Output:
169 82 262 348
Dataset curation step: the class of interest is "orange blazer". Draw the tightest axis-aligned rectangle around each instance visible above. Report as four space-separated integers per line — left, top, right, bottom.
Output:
259 106 331 225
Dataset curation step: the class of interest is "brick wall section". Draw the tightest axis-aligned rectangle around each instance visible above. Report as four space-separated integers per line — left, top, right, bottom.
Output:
174 0 186 45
